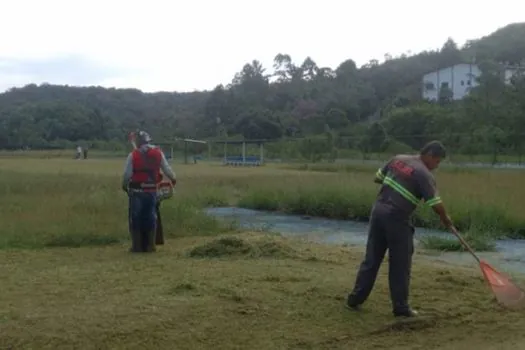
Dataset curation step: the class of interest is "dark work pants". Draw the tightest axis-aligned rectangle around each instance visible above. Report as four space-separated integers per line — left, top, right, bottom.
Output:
128 191 158 252
348 203 415 313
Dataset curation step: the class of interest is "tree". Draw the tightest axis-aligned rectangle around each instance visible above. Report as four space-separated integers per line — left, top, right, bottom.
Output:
0 22 524 159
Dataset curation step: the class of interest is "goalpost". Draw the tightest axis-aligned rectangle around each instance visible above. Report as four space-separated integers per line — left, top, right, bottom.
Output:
156 138 208 164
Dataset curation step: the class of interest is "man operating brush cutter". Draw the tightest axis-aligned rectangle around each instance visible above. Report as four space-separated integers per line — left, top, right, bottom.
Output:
346 140 457 318
122 130 177 253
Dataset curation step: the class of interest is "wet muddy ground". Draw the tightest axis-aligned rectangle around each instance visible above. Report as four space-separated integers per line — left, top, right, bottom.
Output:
205 207 525 276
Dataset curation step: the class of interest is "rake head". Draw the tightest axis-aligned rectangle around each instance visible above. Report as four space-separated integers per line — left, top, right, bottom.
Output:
480 260 525 310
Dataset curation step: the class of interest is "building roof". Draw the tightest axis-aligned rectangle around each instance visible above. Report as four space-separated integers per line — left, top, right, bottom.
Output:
156 138 207 145
212 140 266 145
423 61 523 77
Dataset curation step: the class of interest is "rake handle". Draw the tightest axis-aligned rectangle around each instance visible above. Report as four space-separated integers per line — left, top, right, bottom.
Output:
449 226 481 263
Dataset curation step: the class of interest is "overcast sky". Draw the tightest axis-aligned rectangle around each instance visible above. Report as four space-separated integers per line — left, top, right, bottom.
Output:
1 0 523 93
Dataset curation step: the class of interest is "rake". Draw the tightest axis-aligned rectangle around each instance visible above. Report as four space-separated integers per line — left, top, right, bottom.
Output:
451 227 525 310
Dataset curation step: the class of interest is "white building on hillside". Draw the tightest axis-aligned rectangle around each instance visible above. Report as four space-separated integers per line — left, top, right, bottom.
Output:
421 63 520 101
422 63 480 101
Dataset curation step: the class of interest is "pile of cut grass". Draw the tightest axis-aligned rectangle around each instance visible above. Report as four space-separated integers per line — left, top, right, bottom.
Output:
188 235 299 259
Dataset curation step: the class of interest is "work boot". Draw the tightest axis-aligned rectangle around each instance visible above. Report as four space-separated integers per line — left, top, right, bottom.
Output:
393 309 419 318
129 230 144 253
144 231 157 253
345 294 361 311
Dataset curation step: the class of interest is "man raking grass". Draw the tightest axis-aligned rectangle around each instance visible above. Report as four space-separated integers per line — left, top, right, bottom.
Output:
346 140 456 317
122 130 177 253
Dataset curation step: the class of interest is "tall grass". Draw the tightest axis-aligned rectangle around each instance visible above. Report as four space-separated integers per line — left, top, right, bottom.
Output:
0 157 524 251
419 231 497 252
0 161 232 250
241 163 525 239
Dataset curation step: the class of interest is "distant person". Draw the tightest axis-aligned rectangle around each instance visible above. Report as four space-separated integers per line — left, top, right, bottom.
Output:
75 145 82 159
346 140 457 318
83 147 88 159
121 130 176 253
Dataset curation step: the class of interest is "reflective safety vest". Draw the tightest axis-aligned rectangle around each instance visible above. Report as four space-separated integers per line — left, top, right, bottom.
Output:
130 147 162 191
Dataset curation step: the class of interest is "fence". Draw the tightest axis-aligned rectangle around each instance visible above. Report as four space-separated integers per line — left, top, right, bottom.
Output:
4 132 525 169
200 134 525 169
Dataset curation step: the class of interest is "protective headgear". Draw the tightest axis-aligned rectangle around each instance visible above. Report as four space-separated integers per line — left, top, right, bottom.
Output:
136 130 152 145
129 130 152 148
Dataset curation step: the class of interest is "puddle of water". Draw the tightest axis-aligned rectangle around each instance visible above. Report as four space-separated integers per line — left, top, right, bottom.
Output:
205 207 525 275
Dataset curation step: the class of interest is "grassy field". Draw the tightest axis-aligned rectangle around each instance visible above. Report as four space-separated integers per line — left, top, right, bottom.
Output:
333 149 525 165
243 162 525 239
1 157 525 349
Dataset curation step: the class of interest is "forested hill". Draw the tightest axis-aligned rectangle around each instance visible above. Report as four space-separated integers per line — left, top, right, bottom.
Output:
0 22 524 152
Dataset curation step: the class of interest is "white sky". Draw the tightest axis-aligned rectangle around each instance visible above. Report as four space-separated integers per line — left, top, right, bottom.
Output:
0 0 523 93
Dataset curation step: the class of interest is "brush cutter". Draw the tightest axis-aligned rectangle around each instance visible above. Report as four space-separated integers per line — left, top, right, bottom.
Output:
450 227 525 310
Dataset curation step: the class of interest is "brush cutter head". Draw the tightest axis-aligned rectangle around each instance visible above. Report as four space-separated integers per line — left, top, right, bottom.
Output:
157 181 174 201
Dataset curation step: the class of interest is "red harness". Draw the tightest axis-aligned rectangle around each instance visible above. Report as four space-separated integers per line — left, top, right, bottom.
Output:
130 147 162 191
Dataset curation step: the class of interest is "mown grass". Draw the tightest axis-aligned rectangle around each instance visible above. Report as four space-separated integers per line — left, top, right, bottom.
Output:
1 157 525 349
2 234 525 350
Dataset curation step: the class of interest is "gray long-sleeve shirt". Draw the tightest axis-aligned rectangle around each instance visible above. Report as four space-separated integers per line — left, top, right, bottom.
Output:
121 144 176 189
374 154 441 220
